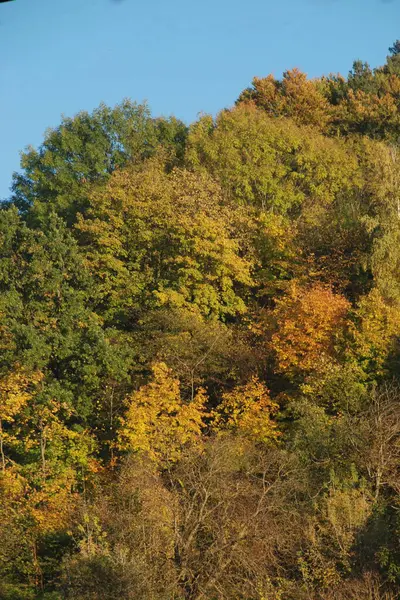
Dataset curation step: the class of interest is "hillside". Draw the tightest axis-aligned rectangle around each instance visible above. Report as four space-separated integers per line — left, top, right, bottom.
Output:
2 42 400 600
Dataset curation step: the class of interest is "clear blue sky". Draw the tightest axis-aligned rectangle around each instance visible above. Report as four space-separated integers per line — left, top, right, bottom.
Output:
0 0 399 199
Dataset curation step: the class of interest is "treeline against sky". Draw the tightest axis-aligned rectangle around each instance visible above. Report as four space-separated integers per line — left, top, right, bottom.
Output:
2 42 400 600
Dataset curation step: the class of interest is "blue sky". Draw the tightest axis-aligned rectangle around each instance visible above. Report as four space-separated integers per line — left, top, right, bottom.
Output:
0 0 399 199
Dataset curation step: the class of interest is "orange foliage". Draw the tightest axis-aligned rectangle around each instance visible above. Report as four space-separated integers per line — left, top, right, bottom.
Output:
271 283 350 377
241 69 331 129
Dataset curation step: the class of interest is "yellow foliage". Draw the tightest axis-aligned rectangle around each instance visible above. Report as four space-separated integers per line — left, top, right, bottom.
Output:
28 470 79 533
212 377 279 443
350 289 400 377
0 467 27 500
118 362 207 463
75 161 253 319
0 368 44 473
0 368 43 423
325 487 372 554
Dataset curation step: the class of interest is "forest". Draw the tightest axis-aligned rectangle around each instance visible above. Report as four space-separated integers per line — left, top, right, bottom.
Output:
2 40 400 600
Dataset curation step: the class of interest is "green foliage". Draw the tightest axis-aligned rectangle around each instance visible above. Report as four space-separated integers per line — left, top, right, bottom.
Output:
12 100 187 225
187 104 359 216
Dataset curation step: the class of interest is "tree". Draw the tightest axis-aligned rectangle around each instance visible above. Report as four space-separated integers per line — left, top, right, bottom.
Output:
75 160 253 320
187 104 359 216
137 308 258 402
300 359 368 415
385 40 400 77
118 362 207 464
12 100 187 225
389 40 400 56
0 374 96 593
271 283 350 378
212 377 280 443
347 61 378 95
0 367 43 473
347 384 400 499
60 455 176 600
63 438 305 600
348 289 400 380
237 69 332 129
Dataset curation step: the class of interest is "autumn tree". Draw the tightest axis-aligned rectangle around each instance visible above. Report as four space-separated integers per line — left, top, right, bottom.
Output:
137 307 259 402
237 69 332 129
0 367 43 473
75 159 253 320
271 283 350 378
60 456 176 600
211 377 280 443
118 362 207 464
349 289 400 380
64 438 305 600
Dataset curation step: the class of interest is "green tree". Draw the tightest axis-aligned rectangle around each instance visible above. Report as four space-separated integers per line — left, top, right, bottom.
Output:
187 104 359 216
12 100 187 225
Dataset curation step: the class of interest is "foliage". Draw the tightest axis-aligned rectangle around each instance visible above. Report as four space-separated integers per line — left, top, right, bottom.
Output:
12 100 187 224
118 362 207 463
271 283 350 378
211 377 280 442
349 289 400 379
187 103 359 216
238 69 332 129
74 160 253 320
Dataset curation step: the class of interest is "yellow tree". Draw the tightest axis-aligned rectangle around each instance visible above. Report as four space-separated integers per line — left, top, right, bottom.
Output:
118 362 207 464
212 377 280 443
0 368 43 473
349 289 400 379
0 385 97 589
75 160 253 320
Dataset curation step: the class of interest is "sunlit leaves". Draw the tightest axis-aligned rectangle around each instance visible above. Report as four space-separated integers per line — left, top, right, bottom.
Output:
238 69 332 129
187 103 359 216
118 362 207 463
349 289 400 379
212 377 280 443
271 283 350 378
75 160 253 319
